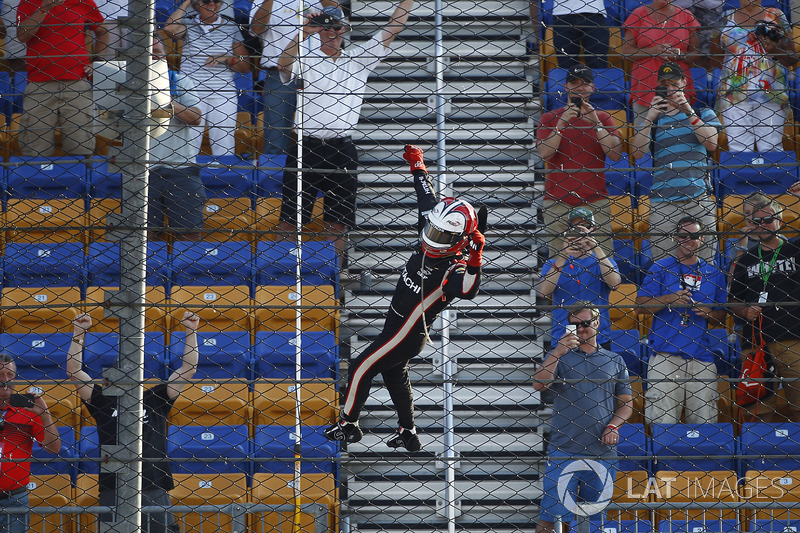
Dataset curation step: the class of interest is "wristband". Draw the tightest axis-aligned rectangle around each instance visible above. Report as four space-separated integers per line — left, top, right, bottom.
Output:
606 424 618 430
690 116 701 126
73 337 84 346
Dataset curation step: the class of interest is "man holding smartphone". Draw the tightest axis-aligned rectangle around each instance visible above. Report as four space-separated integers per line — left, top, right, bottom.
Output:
536 64 623 260
630 61 720 263
0 353 61 533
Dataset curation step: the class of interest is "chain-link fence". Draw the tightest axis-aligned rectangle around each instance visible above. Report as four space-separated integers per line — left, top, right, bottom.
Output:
3 0 800 532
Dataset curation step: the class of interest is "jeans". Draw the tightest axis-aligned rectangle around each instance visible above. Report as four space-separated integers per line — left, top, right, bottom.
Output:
552 12 609 70
262 69 296 155
0 490 28 533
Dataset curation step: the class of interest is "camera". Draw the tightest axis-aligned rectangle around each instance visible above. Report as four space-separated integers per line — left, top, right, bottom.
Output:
570 96 583 108
754 21 784 43
655 84 668 99
309 13 337 27
9 393 35 408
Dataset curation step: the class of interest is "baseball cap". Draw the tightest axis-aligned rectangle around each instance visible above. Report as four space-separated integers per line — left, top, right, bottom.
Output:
320 6 346 23
568 207 596 228
657 61 684 82
566 64 594 84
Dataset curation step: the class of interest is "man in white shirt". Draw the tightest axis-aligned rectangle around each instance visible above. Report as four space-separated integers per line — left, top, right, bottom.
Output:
276 1 413 264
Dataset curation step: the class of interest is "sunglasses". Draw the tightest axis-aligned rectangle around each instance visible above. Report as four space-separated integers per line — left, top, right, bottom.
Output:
568 320 594 329
675 232 701 240
200 0 223 4
748 215 779 225
323 25 344 31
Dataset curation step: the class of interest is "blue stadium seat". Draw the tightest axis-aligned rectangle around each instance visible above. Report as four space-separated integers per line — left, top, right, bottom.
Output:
254 241 338 287
234 72 257 122
252 331 338 380
632 154 654 198
606 157 634 197
705 329 735 378
171 241 253 287
658 519 739 532
691 67 713 110
232 0 251 23
32 426 77 477
751 519 800 532
544 68 628 112
740 422 800 471
168 424 250 475
3 242 85 287
77 425 100 474
609 329 646 377
577 520 652 533
254 154 288 197
0 333 71 379
252 425 340 474
6 157 88 199
613 240 641 285
0 72 12 125
715 151 799 199
11 71 26 117
168 331 250 380
651 423 737 472
618 423 650 472
197 154 256 199
155 0 178 24
87 159 123 198
86 241 170 288
83 332 167 380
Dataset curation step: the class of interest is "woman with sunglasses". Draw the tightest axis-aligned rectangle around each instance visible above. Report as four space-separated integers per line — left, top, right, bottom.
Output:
163 0 249 156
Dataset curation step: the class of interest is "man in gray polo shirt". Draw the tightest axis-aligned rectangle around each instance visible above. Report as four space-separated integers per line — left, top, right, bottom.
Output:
533 301 633 533
149 36 205 242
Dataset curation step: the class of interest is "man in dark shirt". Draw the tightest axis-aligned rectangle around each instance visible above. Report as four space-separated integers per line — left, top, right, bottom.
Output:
730 191 800 422
66 312 199 532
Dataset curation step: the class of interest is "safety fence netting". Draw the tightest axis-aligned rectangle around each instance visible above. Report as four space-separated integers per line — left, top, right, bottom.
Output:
3 0 800 531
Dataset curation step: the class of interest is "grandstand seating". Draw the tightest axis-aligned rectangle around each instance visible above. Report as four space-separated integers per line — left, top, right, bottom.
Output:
171 241 253 288
169 285 253 332
252 380 337 427
169 330 250 380
254 240 339 288
609 283 638 331
169 381 251 426
253 285 337 332
170 473 248 533
85 242 170 288
83 331 166 380
651 423 737 472
252 425 340 474
740 422 800 471
609 329 647 378
610 470 651 522
715 151 799 199
32 426 78 477
28 473 74 533
252 330 338 380
743 470 800 521
73 474 100 531
751 519 800 532
197 155 256 242
618 422 649 472
654 470 740 523
2 242 85 288
249 473 338 533
167 424 250 475
84 285 168 333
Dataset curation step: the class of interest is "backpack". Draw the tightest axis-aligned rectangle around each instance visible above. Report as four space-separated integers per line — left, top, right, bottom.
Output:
736 316 776 415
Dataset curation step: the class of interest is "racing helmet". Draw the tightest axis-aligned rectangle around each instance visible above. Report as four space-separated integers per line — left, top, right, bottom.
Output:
420 197 477 258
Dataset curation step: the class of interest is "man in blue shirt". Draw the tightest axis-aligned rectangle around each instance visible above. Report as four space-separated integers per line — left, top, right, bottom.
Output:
630 61 721 263
533 301 632 533
637 216 727 424
539 207 621 349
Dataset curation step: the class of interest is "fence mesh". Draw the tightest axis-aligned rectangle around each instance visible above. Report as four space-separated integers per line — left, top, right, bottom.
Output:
3 0 800 532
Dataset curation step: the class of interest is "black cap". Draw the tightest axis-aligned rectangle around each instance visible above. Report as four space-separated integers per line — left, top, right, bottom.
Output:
657 61 684 82
566 64 594 84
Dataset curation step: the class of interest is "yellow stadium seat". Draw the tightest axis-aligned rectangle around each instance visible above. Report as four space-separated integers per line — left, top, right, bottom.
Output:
74 474 99 531
629 377 646 425
0 287 81 333
253 379 337 427
170 473 248 533
743 470 800 522
86 198 121 242
169 285 253 332
28 473 75 533
609 470 651 522
83 286 168 333
653 470 740 524
5 199 87 243
249 473 338 533
17 382 79 429
202 197 254 242
253 285 338 333
608 27 627 71
169 381 251 427
539 27 557 79
608 109 631 156
254 197 282 240
609 283 638 330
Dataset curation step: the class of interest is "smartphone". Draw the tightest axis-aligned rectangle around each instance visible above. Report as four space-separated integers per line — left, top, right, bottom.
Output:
655 85 668 99
565 324 577 336
309 13 334 27
570 96 583 108
9 393 35 408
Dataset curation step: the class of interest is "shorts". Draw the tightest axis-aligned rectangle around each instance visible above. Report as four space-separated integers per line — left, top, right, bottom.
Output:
538 453 618 523
148 166 206 233
279 136 358 228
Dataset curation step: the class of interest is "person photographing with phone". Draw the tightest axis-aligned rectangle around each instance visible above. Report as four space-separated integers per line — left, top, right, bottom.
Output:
536 64 623 261
0 353 61 533
538 206 621 351
631 61 720 263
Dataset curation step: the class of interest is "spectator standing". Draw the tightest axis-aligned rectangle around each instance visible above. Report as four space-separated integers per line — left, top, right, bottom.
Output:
16 0 108 156
277 1 413 262
637 216 727 425
536 64 622 259
674 0 724 68
250 0 330 155
550 0 610 70
96 0 128 58
0 353 61 533
533 302 633 533
163 0 250 156
631 62 720 263
622 0 699 126
0 0 26 72
729 191 800 422
147 37 205 241
716 0 796 152
66 312 199 533
539 207 622 350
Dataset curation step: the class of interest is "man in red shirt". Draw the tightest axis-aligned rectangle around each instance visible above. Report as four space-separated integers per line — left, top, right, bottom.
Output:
536 64 622 259
16 0 107 156
0 353 61 533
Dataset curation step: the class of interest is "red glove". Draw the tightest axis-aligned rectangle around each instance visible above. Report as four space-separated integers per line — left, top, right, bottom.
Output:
403 144 427 174
466 230 485 268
